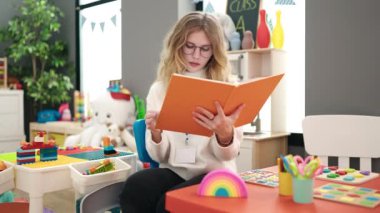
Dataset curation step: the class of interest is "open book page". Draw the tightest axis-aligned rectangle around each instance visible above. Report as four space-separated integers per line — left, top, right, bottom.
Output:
155 73 284 136
156 74 235 136
224 74 284 127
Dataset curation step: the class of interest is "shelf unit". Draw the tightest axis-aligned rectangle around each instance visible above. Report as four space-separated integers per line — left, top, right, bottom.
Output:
237 132 289 172
0 90 25 153
228 49 289 171
0 57 7 88
29 121 83 147
227 48 287 132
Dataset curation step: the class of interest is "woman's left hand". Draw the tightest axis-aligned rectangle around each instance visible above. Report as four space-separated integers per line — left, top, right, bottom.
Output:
192 101 245 145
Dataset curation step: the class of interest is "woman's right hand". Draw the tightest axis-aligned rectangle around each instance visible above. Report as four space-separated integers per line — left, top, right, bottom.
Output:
145 110 162 143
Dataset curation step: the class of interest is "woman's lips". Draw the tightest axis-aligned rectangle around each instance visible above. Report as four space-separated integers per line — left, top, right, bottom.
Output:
189 62 200 67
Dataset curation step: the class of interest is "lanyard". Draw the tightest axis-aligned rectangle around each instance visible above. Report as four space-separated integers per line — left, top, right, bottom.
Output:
185 133 189 145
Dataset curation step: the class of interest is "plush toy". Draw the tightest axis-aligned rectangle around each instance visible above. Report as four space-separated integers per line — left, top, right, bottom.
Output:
58 103 72 121
214 13 236 50
107 123 123 147
64 92 137 151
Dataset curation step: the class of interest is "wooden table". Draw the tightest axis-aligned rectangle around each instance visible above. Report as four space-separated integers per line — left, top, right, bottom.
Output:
166 167 380 213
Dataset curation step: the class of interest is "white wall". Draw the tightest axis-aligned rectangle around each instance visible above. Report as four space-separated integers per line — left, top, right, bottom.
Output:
306 0 380 116
262 1 305 133
121 0 194 100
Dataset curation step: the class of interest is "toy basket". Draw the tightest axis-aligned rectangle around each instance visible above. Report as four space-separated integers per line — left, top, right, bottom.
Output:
118 153 137 173
69 158 131 194
0 161 15 194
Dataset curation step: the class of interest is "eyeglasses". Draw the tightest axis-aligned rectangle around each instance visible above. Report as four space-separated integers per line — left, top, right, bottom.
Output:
182 42 212 58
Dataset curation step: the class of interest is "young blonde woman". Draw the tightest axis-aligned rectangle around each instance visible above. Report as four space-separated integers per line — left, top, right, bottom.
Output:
119 12 245 213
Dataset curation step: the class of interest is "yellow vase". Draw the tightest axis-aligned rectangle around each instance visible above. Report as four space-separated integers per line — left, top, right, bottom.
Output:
272 10 284 49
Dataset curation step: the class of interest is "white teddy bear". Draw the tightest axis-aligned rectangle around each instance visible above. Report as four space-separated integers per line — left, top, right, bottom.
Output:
107 123 122 147
214 13 237 50
64 92 136 152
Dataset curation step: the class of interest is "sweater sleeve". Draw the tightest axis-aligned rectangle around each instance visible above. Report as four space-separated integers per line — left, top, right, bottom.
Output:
144 82 170 163
210 126 243 161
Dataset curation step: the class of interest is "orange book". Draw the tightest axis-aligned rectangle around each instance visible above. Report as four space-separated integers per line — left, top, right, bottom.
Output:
155 73 284 136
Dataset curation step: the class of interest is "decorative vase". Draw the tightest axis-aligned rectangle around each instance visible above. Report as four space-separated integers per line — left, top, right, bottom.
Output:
229 31 241 51
272 10 284 49
256 9 270 49
242 30 255 49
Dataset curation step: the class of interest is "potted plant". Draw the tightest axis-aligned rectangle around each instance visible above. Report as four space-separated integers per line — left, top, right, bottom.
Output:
0 0 74 114
24 70 73 107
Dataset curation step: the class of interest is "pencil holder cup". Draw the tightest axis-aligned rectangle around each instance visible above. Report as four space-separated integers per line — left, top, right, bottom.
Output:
292 177 314 204
279 172 292 196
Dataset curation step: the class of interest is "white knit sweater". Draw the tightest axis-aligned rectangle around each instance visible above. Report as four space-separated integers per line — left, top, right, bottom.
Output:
145 70 243 180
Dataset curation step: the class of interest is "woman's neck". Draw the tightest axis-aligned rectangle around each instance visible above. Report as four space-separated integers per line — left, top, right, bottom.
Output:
184 69 206 79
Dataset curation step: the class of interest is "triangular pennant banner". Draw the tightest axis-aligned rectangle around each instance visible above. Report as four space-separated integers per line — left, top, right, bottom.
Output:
111 15 117 26
275 0 296 5
81 15 87 28
100 22 105 32
205 2 215 13
91 22 96 31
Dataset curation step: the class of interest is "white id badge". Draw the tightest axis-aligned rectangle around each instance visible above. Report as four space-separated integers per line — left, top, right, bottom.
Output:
175 147 196 164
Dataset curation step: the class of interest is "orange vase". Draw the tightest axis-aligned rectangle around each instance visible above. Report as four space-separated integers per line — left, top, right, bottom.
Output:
256 9 270 48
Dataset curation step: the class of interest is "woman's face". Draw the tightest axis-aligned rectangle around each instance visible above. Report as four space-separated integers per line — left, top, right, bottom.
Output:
182 30 213 72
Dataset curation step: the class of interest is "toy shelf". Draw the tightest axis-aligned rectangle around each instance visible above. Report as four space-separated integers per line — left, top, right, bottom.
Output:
29 121 83 147
0 58 7 88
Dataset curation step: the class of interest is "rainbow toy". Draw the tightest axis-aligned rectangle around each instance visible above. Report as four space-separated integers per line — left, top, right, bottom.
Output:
197 169 248 198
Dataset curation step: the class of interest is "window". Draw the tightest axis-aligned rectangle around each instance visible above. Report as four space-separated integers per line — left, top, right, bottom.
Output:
78 0 121 102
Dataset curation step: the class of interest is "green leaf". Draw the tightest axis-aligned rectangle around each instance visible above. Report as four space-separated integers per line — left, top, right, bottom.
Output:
24 70 74 105
1 0 73 106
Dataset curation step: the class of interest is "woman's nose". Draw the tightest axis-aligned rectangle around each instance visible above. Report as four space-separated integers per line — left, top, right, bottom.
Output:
192 47 201 58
